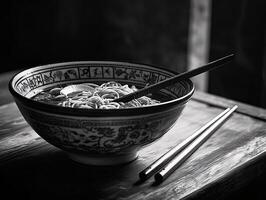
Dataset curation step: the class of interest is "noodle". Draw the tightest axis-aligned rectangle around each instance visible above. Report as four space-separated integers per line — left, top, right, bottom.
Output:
32 81 160 109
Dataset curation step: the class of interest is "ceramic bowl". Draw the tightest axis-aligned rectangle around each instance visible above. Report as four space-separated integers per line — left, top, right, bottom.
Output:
9 61 194 165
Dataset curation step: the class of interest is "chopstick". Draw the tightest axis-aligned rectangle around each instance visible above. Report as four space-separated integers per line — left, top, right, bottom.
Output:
139 107 232 181
113 54 234 103
154 105 238 183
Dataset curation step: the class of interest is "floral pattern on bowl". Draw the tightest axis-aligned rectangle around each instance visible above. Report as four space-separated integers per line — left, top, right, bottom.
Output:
9 61 194 165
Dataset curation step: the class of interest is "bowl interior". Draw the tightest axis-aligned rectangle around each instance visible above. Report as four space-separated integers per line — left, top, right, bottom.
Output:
10 61 194 105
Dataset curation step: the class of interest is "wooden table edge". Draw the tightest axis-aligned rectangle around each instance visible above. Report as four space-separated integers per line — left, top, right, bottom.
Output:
193 91 266 121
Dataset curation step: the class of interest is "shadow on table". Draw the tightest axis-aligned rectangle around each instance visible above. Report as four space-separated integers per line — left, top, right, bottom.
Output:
1 147 266 200
0 151 140 200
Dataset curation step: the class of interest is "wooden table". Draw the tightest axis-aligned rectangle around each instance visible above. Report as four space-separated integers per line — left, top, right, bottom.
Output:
1 71 266 200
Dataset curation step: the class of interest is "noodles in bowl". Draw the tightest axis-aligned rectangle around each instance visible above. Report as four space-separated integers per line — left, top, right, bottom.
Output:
9 61 194 165
32 81 160 109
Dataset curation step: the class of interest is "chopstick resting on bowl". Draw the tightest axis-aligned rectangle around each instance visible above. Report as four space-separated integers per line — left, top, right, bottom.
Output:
114 54 234 103
138 105 238 184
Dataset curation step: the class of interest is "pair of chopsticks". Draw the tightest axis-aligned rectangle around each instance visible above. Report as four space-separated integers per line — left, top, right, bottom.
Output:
139 105 238 184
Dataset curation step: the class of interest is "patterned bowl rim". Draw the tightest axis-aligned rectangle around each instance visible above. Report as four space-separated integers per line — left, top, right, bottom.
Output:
9 61 195 116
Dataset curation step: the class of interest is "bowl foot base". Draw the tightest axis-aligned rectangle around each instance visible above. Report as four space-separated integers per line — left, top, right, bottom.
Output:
68 152 138 166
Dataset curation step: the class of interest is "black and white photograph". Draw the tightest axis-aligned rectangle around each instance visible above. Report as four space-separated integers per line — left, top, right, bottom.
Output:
1 1 266 200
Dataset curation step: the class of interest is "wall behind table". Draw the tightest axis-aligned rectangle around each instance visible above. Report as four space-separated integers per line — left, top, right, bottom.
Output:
1 0 190 73
208 0 266 108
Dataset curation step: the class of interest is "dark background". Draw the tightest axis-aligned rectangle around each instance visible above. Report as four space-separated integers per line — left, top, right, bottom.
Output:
1 1 266 199
1 0 266 108
1 0 189 72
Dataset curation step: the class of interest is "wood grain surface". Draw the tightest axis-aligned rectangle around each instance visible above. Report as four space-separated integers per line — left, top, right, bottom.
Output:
0 70 18 105
1 96 266 200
